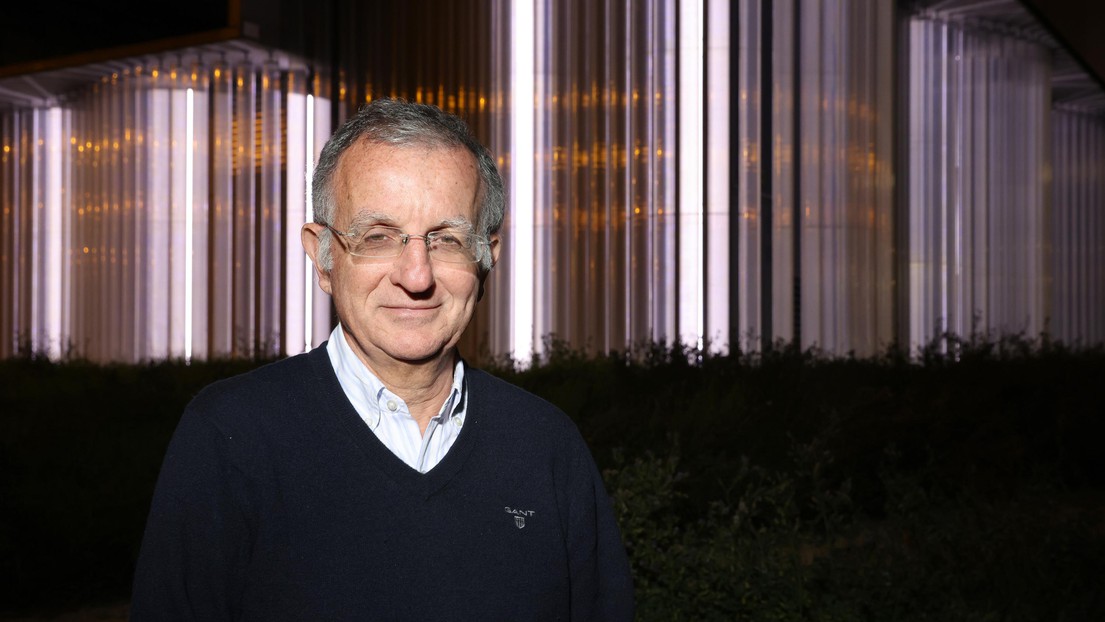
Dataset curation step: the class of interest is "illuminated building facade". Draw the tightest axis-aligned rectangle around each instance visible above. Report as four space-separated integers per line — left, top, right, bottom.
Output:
1 0 1102 362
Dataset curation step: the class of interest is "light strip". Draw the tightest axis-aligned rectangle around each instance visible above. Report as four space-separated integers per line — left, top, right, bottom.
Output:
511 0 536 361
184 88 194 362
45 108 63 358
706 0 730 350
305 93 315 353
678 0 706 348
283 89 307 356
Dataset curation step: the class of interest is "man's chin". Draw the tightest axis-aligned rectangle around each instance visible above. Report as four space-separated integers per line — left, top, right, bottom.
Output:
381 342 454 367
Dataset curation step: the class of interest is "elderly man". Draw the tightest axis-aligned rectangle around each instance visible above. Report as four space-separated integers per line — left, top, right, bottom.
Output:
131 100 634 620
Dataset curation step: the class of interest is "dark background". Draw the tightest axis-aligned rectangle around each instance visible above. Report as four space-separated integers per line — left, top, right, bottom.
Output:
1 0 1103 88
0 0 231 67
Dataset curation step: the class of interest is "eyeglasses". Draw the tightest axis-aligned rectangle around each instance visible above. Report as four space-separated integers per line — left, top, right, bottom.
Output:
325 224 487 264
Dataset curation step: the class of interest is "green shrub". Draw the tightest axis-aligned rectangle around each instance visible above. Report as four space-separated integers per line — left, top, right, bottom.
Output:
2 336 1104 618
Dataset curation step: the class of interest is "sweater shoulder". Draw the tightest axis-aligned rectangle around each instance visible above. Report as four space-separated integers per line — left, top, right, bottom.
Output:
185 350 323 429
465 367 581 437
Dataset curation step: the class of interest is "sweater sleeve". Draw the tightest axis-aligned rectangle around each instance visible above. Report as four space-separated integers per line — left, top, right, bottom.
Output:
131 398 256 621
566 431 636 621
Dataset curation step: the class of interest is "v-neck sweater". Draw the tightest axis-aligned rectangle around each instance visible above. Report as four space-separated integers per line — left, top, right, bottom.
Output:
131 347 635 621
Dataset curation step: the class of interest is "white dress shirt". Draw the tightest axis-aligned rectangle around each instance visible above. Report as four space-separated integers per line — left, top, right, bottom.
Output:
325 324 467 473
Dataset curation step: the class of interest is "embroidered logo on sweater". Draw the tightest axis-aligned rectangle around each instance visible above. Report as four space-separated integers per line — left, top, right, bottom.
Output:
505 506 535 529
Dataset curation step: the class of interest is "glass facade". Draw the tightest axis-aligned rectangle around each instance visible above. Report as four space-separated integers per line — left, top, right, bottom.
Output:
1 0 1102 362
1 51 332 361
1052 107 1105 344
906 17 1051 344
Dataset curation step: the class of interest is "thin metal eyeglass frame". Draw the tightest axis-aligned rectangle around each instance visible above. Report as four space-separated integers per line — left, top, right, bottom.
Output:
323 223 487 264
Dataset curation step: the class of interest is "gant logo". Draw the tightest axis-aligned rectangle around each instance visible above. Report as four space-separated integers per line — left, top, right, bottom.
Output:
505 506 535 529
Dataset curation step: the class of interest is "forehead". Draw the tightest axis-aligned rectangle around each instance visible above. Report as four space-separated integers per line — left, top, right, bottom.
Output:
333 140 481 225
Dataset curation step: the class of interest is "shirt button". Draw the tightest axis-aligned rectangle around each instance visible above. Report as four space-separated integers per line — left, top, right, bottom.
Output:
386 399 398 412
453 416 463 427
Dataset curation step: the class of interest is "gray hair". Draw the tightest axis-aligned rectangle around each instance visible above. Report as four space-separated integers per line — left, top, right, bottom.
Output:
311 99 505 274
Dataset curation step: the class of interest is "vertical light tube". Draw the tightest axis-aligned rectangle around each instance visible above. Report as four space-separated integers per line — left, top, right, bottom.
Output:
45 107 64 358
284 86 305 357
679 0 705 348
188 69 211 361
184 87 194 362
304 93 315 353
706 0 730 350
511 0 536 361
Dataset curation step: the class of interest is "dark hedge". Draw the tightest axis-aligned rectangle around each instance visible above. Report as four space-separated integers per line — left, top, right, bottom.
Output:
2 335 1103 619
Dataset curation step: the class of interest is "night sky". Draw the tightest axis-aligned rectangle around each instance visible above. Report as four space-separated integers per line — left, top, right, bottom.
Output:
0 0 1102 86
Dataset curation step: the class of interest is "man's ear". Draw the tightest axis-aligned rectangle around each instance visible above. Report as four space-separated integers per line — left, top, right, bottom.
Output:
476 234 501 302
488 233 502 267
301 223 333 295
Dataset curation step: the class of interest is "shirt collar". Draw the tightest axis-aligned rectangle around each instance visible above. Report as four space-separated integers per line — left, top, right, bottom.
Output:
327 324 467 424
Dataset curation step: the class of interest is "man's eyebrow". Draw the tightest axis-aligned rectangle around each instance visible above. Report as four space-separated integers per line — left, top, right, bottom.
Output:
347 212 395 228
439 216 475 232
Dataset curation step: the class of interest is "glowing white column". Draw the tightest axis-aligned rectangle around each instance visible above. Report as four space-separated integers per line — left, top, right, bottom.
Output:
285 89 307 356
45 107 64 358
304 93 316 353
706 0 730 351
678 0 706 348
511 0 536 361
184 88 195 362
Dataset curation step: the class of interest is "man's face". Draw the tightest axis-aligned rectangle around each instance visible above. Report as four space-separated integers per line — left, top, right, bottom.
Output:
304 140 498 371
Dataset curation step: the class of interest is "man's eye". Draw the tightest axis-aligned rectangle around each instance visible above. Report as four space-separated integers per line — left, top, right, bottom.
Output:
361 229 397 244
433 233 466 248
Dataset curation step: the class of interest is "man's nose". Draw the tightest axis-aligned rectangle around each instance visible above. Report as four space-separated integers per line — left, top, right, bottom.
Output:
389 236 435 292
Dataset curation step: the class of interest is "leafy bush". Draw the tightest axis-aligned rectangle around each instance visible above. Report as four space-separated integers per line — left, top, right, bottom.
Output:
1 336 1103 618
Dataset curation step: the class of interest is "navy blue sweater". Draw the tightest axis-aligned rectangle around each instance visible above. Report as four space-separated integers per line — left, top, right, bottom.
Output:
131 347 634 621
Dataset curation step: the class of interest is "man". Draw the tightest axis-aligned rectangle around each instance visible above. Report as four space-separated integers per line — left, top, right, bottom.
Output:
131 99 635 620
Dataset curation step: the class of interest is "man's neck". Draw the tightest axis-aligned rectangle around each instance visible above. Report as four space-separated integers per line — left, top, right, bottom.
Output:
351 343 457 434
